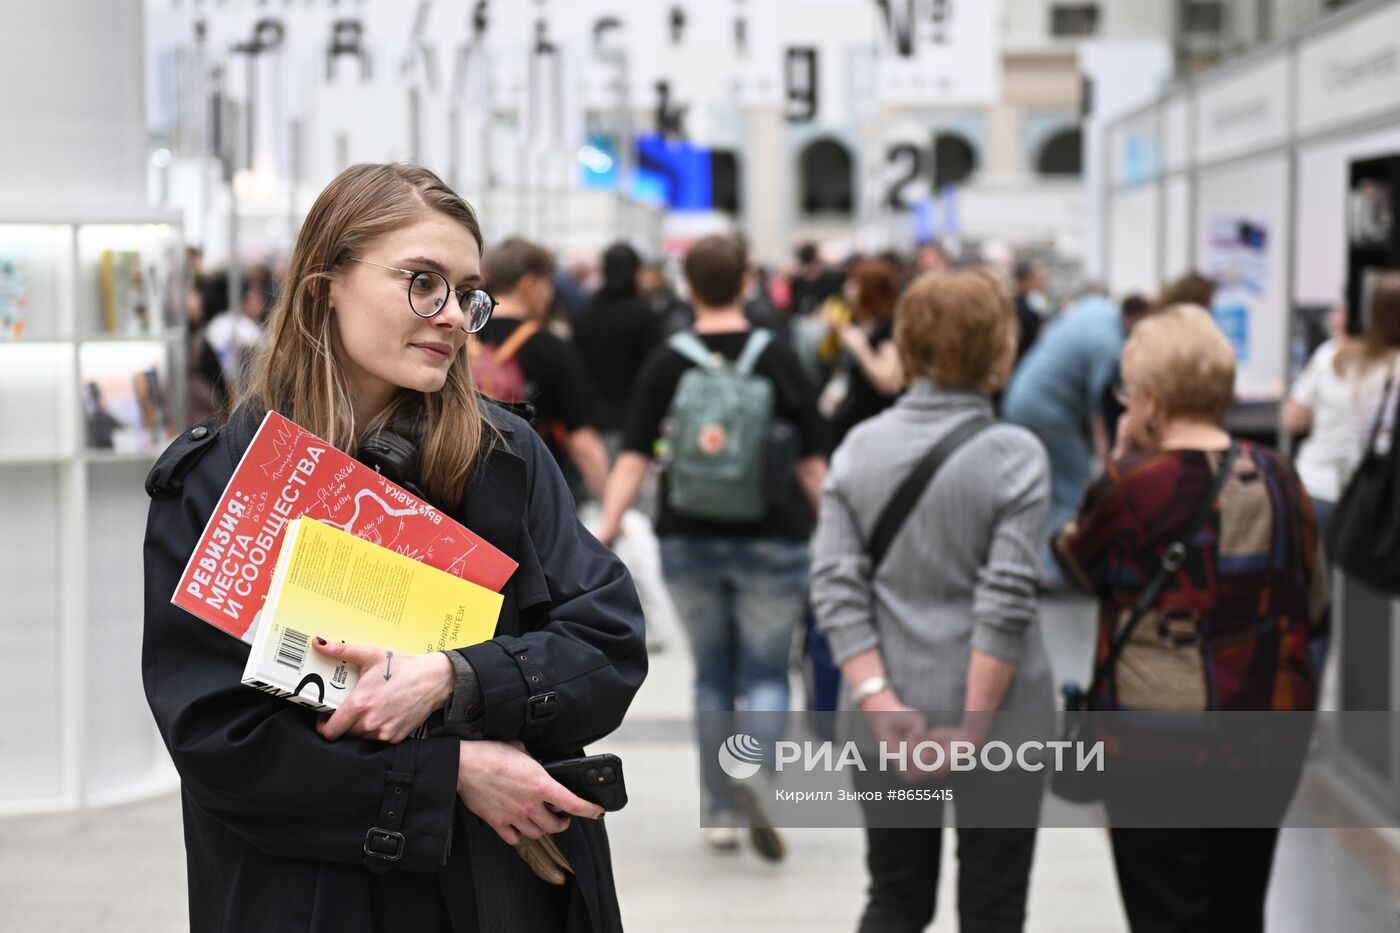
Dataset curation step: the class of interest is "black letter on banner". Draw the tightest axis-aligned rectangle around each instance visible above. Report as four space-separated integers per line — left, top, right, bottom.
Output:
785 48 818 123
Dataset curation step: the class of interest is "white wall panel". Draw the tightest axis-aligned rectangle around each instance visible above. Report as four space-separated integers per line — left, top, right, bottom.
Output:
1193 55 1289 165
1164 174 1192 284
1108 185 1160 296
1164 95 1191 172
0 467 62 803
1296 2 1400 137
85 462 166 800
1294 126 1400 306
0 1 146 213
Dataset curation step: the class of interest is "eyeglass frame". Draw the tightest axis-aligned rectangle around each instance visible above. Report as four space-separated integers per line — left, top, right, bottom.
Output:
345 257 496 334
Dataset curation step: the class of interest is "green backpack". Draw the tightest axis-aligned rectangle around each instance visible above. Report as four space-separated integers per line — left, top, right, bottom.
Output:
663 330 775 521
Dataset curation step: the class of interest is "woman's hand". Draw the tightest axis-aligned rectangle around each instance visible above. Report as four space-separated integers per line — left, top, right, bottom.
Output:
312 640 454 744
457 740 604 845
860 690 928 783
836 323 871 358
914 720 991 779
1111 412 1142 461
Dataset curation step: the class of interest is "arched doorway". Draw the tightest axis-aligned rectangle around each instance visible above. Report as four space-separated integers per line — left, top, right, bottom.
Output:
798 137 854 214
932 132 978 189
1036 128 1083 176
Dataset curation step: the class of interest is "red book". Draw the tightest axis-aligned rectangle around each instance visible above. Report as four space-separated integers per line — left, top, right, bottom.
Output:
172 411 517 642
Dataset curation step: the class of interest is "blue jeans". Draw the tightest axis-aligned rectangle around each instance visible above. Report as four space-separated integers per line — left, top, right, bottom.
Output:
660 536 809 816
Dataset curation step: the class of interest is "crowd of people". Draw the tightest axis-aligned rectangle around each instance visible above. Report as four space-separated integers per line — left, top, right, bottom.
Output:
146 162 1400 933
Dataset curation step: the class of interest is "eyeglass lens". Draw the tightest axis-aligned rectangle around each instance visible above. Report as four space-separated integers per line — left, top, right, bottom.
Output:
408 271 494 333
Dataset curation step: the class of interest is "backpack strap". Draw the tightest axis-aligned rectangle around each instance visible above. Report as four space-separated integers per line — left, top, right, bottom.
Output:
734 330 773 376
667 332 718 369
492 320 541 364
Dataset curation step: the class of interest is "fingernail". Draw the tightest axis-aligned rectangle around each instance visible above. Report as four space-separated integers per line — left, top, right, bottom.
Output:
315 637 327 646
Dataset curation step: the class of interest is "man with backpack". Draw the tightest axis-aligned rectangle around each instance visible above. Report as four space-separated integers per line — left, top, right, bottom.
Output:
595 234 827 861
475 237 610 502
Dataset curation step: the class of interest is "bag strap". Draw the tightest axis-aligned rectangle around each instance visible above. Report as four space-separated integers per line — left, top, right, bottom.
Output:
465 319 540 365
865 415 994 573
734 330 773 376
1084 440 1240 702
493 320 541 364
1361 361 1398 456
667 332 716 369
667 330 772 374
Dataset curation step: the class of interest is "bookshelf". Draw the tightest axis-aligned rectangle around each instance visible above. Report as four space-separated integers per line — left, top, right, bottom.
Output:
0 214 185 813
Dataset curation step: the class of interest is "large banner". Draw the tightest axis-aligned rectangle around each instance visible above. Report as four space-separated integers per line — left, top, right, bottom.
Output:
873 0 1001 107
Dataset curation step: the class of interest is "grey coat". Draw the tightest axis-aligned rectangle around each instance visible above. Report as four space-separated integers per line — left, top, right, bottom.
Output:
811 380 1054 715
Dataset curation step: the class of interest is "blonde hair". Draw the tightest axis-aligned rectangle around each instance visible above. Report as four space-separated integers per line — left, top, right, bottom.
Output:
241 163 494 507
895 267 1016 388
1122 303 1236 423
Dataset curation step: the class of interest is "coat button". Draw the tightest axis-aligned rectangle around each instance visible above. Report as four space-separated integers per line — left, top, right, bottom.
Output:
190 425 209 440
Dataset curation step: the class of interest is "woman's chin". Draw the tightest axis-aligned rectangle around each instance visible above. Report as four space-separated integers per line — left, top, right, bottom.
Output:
398 368 451 394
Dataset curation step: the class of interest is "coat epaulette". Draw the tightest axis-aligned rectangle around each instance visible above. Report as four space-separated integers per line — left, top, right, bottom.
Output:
145 420 222 499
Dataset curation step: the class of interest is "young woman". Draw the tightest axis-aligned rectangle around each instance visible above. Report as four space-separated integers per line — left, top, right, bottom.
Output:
823 257 905 452
1283 276 1400 534
142 163 646 933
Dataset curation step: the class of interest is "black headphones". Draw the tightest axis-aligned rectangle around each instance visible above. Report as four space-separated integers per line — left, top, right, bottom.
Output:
356 427 429 502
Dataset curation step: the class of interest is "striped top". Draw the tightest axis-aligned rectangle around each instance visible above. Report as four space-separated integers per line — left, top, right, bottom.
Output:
1053 442 1328 712
811 380 1054 714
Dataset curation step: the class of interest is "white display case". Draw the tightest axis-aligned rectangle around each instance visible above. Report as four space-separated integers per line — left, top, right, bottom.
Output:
0 215 184 812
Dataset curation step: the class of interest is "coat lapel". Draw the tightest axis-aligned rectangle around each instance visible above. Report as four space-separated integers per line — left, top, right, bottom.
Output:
458 436 527 562
456 426 553 635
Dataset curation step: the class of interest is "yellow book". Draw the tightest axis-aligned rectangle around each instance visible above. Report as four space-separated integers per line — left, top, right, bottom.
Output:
242 517 502 713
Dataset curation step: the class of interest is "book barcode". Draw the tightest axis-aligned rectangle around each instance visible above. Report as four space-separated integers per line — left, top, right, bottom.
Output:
275 627 310 670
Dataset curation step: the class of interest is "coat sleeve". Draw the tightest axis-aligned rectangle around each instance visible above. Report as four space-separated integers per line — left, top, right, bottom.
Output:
141 458 460 872
459 430 648 757
970 432 1051 663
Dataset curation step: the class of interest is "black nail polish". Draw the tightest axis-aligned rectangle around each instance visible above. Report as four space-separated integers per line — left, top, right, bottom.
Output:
315 637 327 646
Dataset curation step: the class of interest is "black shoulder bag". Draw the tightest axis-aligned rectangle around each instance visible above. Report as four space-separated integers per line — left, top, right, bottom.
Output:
1053 441 1239 804
1327 368 1400 596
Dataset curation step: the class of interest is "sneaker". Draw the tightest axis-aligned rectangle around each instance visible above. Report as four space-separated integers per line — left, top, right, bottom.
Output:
732 782 785 862
702 825 740 851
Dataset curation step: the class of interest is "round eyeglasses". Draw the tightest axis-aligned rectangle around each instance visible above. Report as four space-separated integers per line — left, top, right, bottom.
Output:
347 258 496 333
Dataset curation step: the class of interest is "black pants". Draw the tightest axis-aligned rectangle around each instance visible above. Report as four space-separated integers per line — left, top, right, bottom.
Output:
1109 828 1279 933
852 767 1040 933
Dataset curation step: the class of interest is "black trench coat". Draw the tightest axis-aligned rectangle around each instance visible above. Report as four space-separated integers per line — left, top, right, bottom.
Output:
142 405 647 933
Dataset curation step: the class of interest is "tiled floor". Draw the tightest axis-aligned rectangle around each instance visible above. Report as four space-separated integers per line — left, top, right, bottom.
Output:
2 595 1396 932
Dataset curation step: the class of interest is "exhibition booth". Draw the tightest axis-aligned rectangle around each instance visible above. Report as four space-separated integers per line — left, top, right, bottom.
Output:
1101 0 1400 819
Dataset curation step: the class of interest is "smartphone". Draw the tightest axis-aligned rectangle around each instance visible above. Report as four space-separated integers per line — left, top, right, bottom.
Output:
543 753 628 812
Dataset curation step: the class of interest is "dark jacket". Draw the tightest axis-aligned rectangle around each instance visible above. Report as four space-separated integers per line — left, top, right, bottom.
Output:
142 404 647 933
572 294 661 434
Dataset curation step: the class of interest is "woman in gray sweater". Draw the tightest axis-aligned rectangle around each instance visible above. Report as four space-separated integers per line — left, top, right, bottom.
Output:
812 267 1053 933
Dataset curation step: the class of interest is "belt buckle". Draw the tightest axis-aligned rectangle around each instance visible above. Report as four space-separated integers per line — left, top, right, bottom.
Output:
363 827 406 863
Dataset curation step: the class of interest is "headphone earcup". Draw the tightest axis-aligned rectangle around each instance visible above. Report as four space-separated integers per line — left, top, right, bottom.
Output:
356 429 428 502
